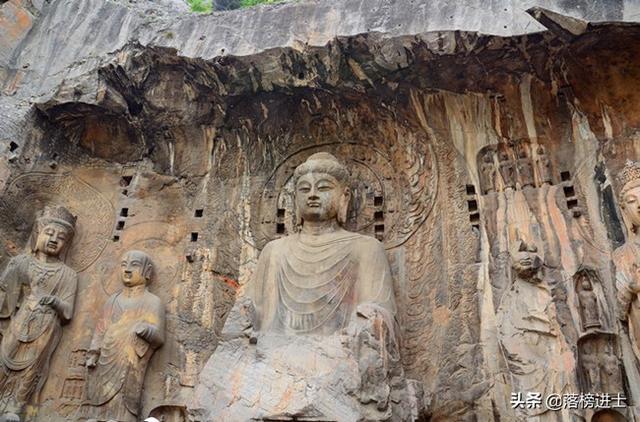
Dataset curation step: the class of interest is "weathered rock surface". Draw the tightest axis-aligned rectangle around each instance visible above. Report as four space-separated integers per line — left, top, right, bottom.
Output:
1 0 640 420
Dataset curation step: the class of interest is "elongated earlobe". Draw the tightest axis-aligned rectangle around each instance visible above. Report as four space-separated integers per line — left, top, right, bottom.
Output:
337 188 351 226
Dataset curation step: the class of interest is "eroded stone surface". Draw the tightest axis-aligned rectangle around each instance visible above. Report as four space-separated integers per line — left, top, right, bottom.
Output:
0 0 640 421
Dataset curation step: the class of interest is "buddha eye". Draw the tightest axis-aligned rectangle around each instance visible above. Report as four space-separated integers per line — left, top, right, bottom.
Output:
297 184 311 193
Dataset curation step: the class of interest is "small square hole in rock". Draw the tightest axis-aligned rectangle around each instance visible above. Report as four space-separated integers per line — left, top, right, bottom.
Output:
466 185 476 195
116 221 125 230
195 209 203 218
120 208 129 217
191 232 199 242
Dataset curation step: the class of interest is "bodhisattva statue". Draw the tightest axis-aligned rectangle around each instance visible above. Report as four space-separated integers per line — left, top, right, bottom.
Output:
0 206 78 419
497 240 570 420
78 250 165 422
614 160 640 362
192 153 419 421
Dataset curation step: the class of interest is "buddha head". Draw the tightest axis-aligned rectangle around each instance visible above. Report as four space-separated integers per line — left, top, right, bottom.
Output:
32 206 76 257
120 250 154 288
293 152 351 226
510 240 543 281
617 160 640 236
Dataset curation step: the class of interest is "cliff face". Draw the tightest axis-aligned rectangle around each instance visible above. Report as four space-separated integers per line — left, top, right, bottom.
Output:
1 0 640 420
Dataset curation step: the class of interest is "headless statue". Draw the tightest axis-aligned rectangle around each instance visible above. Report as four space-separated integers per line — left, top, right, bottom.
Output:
79 250 165 422
0 206 78 419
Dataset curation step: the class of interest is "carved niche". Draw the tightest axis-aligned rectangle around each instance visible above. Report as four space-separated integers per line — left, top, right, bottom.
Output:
577 334 626 395
476 140 556 194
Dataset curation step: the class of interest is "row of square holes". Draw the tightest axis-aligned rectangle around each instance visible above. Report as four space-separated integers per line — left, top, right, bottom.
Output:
113 173 577 243
274 195 386 239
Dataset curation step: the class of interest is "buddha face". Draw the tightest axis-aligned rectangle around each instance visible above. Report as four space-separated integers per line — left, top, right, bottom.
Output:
35 222 71 256
511 242 542 280
120 251 150 287
622 185 640 232
581 278 592 291
295 172 349 223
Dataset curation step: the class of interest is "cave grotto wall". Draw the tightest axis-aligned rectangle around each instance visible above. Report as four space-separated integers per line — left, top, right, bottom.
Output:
1 0 640 421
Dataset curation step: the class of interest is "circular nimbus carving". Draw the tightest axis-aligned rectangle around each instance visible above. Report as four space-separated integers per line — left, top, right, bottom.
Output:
0 172 114 272
250 141 437 250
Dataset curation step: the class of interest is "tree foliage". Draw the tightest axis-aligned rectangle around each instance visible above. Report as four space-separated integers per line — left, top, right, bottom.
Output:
188 0 212 12
239 0 285 8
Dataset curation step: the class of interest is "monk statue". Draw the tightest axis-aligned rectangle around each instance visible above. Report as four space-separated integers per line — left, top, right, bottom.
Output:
613 160 640 362
78 250 165 422
0 206 78 419
497 240 571 420
192 153 421 421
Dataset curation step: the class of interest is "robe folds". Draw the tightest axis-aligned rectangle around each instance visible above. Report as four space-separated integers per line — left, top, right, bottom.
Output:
247 229 396 335
614 240 640 361
0 254 77 411
80 288 164 422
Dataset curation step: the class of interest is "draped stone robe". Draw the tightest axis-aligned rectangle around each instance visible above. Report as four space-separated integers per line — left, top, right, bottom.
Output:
81 287 164 422
247 229 396 336
0 254 77 412
614 240 640 361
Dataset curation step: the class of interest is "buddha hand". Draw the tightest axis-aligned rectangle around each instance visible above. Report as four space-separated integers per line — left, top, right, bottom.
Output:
39 295 60 309
85 349 99 368
134 322 154 342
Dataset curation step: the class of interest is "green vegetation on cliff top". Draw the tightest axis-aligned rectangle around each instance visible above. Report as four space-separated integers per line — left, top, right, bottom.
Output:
188 0 288 12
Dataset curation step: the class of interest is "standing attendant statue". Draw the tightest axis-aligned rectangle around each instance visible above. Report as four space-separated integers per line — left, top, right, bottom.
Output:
79 250 165 422
614 160 640 362
0 206 78 419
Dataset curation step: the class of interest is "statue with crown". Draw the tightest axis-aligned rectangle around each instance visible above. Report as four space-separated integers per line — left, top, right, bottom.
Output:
615 160 640 364
0 206 78 420
191 153 423 421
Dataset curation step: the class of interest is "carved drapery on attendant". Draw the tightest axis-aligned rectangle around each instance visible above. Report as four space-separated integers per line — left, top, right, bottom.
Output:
79 250 165 422
0 206 78 417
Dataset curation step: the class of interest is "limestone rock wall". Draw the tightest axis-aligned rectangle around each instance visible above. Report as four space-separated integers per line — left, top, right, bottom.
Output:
1 0 640 421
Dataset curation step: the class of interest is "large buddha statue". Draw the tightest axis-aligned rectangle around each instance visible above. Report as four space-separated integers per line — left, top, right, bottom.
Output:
248 152 396 336
192 153 420 421
614 160 640 362
0 206 78 419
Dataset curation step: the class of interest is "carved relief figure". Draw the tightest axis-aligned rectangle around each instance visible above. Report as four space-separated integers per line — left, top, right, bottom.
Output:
613 160 640 361
581 341 601 391
0 206 78 417
480 150 497 194
248 152 396 335
535 145 552 186
498 150 516 191
497 240 570 419
516 143 534 188
79 250 165 422
601 343 623 392
194 153 417 421
578 277 601 330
